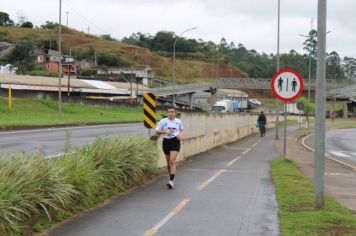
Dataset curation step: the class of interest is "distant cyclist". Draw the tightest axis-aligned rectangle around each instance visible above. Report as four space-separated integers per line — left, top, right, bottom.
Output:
156 106 184 189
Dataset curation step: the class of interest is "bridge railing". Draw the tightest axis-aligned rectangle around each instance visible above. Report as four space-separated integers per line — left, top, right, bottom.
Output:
147 83 215 96
216 78 356 90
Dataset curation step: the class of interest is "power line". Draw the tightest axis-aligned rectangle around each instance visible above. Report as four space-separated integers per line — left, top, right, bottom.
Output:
62 0 110 35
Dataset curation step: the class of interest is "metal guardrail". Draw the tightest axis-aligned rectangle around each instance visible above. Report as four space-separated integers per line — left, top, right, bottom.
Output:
216 78 356 90
147 83 215 96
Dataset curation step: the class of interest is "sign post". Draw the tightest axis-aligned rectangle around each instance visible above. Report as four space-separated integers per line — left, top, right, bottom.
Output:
271 69 304 157
143 92 157 137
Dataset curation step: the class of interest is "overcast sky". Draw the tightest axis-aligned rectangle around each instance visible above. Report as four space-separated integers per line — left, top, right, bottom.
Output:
2 0 356 58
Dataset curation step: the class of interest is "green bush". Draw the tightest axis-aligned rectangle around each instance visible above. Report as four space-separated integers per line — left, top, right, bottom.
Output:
0 136 159 235
28 70 59 78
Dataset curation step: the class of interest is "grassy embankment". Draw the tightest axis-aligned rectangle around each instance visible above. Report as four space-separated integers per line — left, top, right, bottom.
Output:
0 26 247 83
0 98 147 129
272 157 356 235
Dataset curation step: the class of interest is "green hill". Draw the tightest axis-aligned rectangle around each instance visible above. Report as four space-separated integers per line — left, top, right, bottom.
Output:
0 26 247 83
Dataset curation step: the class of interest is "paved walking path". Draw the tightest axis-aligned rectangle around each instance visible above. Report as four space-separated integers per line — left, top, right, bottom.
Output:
46 131 280 236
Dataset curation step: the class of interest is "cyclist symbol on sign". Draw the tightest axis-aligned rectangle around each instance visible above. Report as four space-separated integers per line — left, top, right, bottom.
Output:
291 78 298 92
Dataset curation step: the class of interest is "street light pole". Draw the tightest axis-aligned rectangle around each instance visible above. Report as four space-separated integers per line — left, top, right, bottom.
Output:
173 27 197 106
275 0 280 140
300 18 314 129
65 11 69 28
314 0 327 209
58 0 62 115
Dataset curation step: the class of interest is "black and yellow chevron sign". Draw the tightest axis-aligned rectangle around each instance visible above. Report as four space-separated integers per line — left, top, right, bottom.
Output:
143 92 156 128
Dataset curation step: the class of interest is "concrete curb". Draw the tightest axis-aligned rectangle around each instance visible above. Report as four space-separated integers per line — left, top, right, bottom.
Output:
300 132 356 172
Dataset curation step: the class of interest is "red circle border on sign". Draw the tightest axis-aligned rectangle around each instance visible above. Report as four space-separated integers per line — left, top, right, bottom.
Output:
271 68 304 102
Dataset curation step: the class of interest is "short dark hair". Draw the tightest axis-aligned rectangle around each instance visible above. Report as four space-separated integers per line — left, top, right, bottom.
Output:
167 106 176 111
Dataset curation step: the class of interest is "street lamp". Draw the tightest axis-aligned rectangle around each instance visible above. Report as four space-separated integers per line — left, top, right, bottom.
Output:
172 27 197 106
299 18 314 129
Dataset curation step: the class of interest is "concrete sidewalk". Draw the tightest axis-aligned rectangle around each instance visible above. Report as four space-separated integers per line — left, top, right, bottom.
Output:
45 131 280 236
277 129 356 213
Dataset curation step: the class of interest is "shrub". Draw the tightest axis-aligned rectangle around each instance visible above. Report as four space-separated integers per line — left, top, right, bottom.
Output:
0 136 159 235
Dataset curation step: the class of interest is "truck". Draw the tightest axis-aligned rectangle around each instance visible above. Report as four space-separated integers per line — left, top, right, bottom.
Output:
212 99 235 113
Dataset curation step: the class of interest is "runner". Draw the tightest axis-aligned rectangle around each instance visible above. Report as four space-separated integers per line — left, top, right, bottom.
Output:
156 106 184 189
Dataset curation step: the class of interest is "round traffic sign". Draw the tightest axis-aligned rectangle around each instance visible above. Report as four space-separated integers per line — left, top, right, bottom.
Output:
271 69 304 102
296 102 304 111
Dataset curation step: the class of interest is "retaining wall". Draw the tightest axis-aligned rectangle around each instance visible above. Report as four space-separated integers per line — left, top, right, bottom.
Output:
156 112 279 167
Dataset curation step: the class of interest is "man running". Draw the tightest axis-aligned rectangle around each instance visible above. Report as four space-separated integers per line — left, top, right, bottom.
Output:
156 106 184 189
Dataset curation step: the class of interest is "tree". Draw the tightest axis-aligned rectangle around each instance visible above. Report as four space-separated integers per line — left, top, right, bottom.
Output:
97 52 129 66
152 31 175 52
0 12 14 26
326 51 345 80
6 40 35 74
100 34 116 41
41 21 59 29
21 21 33 28
303 29 317 58
342 57 356 80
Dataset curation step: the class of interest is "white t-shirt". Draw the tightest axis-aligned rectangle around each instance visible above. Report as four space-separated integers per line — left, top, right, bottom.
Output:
156 117 183 139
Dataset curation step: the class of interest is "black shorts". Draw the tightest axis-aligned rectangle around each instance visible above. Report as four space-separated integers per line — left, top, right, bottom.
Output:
162 137 181 155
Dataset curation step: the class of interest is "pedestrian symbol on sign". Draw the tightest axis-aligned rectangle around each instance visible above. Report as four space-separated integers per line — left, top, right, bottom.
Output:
271 69 304 102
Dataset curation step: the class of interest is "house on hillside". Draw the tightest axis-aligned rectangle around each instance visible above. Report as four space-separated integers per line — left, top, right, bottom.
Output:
35 49 77 75
94 65 153 85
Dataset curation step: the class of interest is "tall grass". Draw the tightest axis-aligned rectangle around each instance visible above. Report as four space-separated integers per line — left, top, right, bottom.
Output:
0 136 159 235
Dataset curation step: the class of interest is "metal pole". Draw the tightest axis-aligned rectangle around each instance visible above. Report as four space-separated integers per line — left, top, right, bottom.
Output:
173 38 177 106
65 11 69 27
314 0 327 209
275 0 280 139
173 27 197 106
130 66 133 99
307 18 313 129
8 84 12 109
58 0 62 115
283 102 287 157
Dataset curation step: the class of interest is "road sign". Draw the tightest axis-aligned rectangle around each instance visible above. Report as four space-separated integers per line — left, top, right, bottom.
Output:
271 69 304 102
143 92 157 129
297 102 304 111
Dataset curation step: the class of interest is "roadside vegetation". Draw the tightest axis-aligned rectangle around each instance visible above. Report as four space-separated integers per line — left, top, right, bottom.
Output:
0 98 146 129
0 135 159 235
272 157 356 236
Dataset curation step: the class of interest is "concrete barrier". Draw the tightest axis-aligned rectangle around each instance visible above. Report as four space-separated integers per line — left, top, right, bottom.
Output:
156 112 278 167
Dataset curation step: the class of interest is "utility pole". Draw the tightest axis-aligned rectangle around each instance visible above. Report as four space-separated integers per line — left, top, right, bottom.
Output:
314 0 327 209
87 25 90 34
65 11 69 27
58 0 62 115
275 0 281 140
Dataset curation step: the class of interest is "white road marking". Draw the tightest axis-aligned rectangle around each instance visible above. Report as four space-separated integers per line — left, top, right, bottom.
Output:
242 148 251 155
329 151 350 158
227 156 242 166
143 199 190 236
222 145 248 150
197 169 225 191
325 172 355 177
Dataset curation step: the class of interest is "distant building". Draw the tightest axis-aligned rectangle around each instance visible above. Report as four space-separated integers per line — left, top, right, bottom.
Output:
35 49 76 75
95 66 153 85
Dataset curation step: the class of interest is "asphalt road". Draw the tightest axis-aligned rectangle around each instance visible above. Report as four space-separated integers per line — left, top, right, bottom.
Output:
305 128 356 166
48 130 279 236
0 123 145 157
